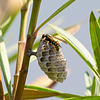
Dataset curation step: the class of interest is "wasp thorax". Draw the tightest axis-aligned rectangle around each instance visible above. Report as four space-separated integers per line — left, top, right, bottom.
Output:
36 34 67 83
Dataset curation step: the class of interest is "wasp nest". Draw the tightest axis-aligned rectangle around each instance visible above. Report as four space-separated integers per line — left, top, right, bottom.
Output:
36 34 67 83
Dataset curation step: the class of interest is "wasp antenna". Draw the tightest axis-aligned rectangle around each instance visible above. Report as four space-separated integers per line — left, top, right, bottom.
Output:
37 33 41 35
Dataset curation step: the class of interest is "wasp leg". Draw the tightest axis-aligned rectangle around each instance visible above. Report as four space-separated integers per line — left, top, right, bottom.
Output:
42 41 49 50
27 49 37 56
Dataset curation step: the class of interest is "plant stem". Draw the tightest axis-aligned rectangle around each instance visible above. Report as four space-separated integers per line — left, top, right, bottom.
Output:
0 68 5 100
15 0 41 100
28 0 41 35
12 1 30 100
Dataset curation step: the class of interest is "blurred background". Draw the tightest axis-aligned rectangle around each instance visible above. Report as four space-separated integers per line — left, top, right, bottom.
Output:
1 0 100 100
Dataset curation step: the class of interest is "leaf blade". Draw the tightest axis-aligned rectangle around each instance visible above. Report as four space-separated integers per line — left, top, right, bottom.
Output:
84 72 92 96
62 96 100 100
1 11 19 36
24 85 80 99
89 11 100 74
5 85 80 100
36 0 76 31
98 17 100 25
0 30 12 97
48 23 100 82
91 76 96 96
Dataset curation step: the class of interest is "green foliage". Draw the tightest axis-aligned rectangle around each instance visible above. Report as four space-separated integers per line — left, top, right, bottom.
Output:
91 76 96 96
0 0 100 100
0 30 12 97
48 23 100 81
62 96 100 100
1 11 19 36
84 72 92 96
89 11 100 74
24 85 80 99
36 0 76 31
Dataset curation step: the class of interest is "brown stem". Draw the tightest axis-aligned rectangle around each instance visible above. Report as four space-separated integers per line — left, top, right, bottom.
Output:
15 0 41 99
12 1 30 100
15 35 35 100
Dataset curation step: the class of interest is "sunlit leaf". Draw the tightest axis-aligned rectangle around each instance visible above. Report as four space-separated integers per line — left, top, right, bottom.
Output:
36 0 76 31
62 96 100 100
84 72 92 96
48 24 100 82
0 30 12 97
98 17 100 25
89 11 100 74
8 53 17 63
97 81 100 95
5 85 80 100
91 76 96 96
1 12 18 36
24 85 80 99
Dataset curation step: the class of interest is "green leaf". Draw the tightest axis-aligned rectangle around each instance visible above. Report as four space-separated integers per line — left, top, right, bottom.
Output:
7 43 18 63
48 23 100 82
98 17 100 25
24 85 80 99
8 53 17 63
97 80 100 95
32 41 40 50
89 11 100 74
84 72 92 96
91 76 96 96
5 86 80 100
1 11 19 36
62 96 100 100
0 30 12 97
36 0 76 31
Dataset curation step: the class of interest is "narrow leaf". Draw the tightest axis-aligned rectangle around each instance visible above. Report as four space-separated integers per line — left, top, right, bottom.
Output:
85 90 91 96
90 11 100 74
97 80 100 95
84 72 92 96
98 17 100 25
24 85 80 99
1 11 19 36
8 53 17 63
63 96 100 100
54 24 80 43
48 24 100 82
36 0 76 31
91 76 96 96
5 87 80 100
0 30 12 97
22 88 59 99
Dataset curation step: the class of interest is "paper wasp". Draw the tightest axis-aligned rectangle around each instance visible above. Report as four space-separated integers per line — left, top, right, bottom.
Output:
42 34 61 51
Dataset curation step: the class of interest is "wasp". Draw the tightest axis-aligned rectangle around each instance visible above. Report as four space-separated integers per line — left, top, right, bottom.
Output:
42 34 61 51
